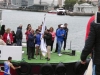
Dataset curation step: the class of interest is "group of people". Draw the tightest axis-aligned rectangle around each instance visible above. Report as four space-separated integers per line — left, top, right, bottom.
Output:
25 23 68 61
0 25 23 46
0 23 68 61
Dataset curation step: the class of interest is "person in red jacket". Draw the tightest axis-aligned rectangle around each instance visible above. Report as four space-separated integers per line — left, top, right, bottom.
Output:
25 24 31 55
3 28 13 45
85 15 95 40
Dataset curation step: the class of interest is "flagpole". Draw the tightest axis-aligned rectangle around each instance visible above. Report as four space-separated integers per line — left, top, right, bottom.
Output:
40 14 47 57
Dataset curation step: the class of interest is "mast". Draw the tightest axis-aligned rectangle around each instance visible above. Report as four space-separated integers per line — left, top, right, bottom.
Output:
40 0 41 5
0 10 2 30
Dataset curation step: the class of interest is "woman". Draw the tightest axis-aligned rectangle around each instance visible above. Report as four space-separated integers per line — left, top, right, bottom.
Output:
0 25 5 35
3 28 13 45
49 27 56 53
25 24 31 54
11 31 16 45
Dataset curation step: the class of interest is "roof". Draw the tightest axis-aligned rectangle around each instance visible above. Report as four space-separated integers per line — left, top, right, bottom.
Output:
74 3 94 8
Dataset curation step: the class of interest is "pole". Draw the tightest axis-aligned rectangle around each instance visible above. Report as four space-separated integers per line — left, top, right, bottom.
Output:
40 0 41 5
0 10 2 30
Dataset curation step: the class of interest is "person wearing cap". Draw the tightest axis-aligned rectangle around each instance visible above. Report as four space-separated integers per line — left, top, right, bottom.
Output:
56 24 66 56
81 2 100 74
63 23 68 50
55 24 62 53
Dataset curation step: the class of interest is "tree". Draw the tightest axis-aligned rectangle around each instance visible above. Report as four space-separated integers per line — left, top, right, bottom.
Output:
64 0 78 10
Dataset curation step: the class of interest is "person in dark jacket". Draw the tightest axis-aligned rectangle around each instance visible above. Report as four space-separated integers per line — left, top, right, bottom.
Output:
16 25 23 46
28 29 35 60
63 23 68 50
0 25 5 35
43 29 52 61
80 21 100 75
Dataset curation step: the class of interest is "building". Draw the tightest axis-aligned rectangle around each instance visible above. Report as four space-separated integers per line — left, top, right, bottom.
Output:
27 0 34 6
73 3 98 13
58 0 65 7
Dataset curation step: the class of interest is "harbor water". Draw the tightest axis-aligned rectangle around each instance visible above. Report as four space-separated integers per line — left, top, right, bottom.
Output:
1 9 91 51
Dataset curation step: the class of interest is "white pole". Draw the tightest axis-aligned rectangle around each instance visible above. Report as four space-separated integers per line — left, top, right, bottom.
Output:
0 10 2 30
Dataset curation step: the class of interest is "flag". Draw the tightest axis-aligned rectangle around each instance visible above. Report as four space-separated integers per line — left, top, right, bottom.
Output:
40 14 47 57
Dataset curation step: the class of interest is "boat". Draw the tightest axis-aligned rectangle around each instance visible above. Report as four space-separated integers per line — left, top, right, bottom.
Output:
57 8 66 15
0 10 91 75
48 10 57 14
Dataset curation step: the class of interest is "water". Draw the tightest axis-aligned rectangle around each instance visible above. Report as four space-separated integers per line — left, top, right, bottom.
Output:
1 9 91 51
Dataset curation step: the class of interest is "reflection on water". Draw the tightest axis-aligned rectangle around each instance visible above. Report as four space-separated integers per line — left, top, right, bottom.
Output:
2 9 91 51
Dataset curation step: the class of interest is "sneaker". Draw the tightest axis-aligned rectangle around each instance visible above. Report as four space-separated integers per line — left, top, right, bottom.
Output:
58 54 62 56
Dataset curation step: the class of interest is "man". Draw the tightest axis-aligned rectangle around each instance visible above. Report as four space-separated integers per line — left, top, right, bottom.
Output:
55 24 61 52
28 29 35 60
43 29 52 61
63 23 68 50
80 16 100 75
4 57 20 75
56 24 66 56
81 1 100 75
16 25 23 46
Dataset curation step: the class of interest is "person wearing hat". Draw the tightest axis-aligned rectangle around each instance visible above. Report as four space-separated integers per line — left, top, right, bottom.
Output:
56 24 66 56
81 1 100 74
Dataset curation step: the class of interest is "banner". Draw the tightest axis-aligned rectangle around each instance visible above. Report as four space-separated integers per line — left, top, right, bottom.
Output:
40 14 47 57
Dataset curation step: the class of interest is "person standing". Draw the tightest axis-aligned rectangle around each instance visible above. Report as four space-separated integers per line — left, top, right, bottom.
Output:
11 31 16 45
0 25 5 36
49 27 56 53
4 57 20 75
63 23 68 50
25 24 31 55
55 24 61 52
35 29 41 59
3 28 13 45
80 20 100 75
16 25 23 46
43 29 52 61
56 25 66 56
28 29 35 60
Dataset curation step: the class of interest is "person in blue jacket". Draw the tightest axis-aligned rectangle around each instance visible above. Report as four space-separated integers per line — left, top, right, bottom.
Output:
28 29 35 60
35 29 41 59
56 24 66 56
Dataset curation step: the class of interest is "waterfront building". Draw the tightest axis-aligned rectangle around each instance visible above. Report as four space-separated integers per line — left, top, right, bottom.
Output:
73 3 98 13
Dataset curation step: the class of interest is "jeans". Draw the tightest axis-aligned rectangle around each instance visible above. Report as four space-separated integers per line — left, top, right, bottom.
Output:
57 41 63 54
92 64 100 75
16 39 22 46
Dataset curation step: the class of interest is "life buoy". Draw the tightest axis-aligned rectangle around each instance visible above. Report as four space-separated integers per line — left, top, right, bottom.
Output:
16 62 31 75
55 62 66 75
41 63 53 75
74 59 90 75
